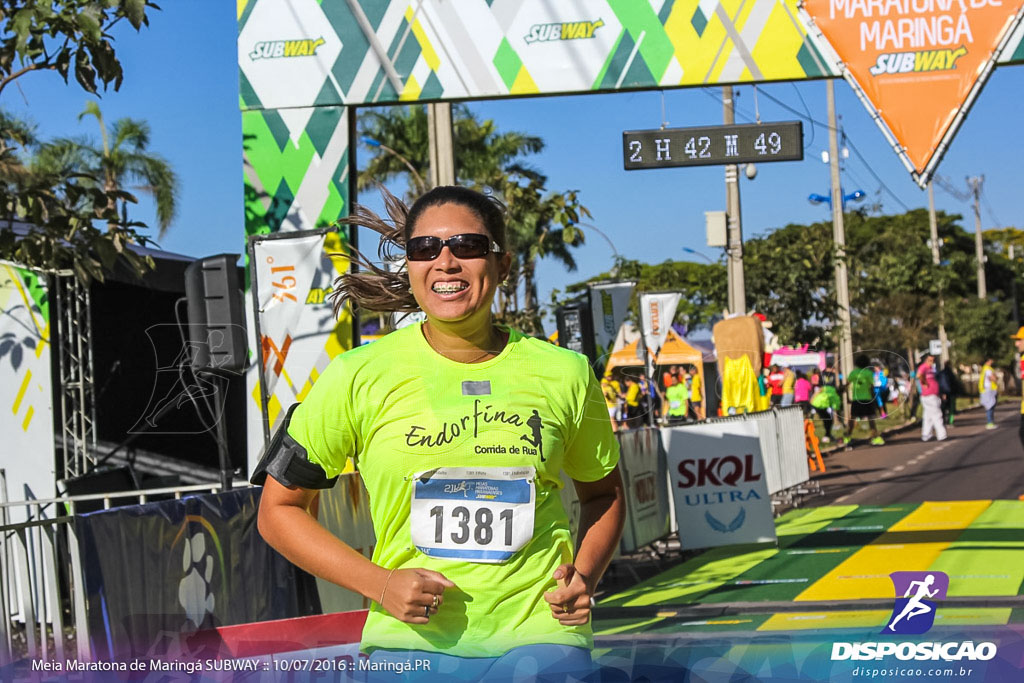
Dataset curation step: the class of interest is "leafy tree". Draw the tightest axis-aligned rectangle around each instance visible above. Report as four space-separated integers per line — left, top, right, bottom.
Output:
0 1 163 282
0 118 154 282
557 255 727 330
945 297 1014 365
40 101 178 236
742 219 836 347
0 0 159 98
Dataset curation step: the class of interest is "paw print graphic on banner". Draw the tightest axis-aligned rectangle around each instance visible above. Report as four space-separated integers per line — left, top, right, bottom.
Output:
178 532 215 629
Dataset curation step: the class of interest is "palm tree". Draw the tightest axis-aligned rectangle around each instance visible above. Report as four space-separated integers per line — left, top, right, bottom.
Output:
357 105 587 333
0 111 34 181
41 101 178 236
357 104 545 198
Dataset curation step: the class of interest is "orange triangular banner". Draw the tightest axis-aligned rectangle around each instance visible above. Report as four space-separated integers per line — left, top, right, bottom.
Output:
802 0 1023 184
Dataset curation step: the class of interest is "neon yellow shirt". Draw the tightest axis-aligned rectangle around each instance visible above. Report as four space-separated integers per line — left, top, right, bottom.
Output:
781 369 795 394
690 372 702 402
665 383 688 416
287 323 619 658
624 382 640 407
601 378 621 409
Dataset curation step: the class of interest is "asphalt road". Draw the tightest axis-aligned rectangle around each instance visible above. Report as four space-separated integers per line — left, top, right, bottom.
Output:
812 402 1024 505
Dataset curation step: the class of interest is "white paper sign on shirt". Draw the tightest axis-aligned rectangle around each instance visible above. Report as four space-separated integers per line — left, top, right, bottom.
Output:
663 421 776 550
411 466 536 563
252 232 326 397
640 292 681 356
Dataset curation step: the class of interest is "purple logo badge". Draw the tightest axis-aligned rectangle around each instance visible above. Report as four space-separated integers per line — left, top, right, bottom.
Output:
884 571 949 635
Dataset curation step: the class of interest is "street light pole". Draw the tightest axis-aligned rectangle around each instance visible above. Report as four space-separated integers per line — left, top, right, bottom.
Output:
968 175 986 299
827 80 853 408
927 181 950 365
722 85 746 316
427 103 456 187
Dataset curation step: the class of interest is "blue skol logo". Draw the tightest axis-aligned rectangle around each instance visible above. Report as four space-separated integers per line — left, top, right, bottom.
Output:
884 571 949 635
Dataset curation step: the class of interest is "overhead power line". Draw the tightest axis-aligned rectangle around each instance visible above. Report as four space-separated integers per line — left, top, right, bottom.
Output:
932 174 971 202
980 188 1004 228
756 86 910 212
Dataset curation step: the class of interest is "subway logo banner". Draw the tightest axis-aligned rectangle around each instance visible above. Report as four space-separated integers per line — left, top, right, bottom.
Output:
236 1 1024 469
801 0 1024 185
237 0 842 112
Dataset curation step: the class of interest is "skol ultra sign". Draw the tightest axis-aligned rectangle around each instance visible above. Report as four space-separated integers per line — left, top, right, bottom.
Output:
802 0 1024 185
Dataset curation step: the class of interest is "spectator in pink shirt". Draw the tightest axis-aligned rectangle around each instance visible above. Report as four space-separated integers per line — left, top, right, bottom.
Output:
917 354 947 442
794 370 813 416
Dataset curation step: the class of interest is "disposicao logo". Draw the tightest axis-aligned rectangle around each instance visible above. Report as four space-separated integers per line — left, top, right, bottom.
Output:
524 19 604 44
886 570 948 635
830 570 998 663
250 37 325 60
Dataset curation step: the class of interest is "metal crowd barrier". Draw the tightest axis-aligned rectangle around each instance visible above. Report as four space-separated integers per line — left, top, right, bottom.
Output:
0 480 226 664
704 406 811 496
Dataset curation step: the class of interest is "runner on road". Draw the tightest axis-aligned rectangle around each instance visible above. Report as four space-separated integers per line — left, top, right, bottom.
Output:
254 186 625 677
918 354 947 442
1013 327 1024 450
845 354 885 446
979 358 998 429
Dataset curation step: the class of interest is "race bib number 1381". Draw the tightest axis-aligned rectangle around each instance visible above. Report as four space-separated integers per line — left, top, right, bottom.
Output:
410 466 535 563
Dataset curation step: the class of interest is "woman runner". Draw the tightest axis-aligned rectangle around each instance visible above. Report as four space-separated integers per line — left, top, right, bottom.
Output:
254 186 625 680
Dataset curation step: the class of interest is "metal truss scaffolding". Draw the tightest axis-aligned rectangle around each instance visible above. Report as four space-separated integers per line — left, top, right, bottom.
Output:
53 274 96 479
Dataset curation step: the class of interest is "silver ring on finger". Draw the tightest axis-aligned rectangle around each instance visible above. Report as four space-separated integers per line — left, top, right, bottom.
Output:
432 594 439 608
424 605 430 618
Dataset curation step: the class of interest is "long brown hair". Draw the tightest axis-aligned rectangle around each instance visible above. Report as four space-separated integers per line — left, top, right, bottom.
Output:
329 186 508 318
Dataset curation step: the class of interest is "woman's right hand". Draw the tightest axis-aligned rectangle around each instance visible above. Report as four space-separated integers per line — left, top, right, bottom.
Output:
379 568 455 624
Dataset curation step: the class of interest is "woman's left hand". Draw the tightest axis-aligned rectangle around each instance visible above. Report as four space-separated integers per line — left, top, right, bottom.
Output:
543 564 593 626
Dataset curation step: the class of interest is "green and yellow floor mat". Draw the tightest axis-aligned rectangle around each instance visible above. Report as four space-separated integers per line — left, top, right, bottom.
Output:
595 500 1024 635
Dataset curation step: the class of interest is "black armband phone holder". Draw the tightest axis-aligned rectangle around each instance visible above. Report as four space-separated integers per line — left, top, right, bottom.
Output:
249 404 338 489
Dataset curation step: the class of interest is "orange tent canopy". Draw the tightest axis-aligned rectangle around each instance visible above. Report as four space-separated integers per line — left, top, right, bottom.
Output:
604 329 704 371
655 330 704 366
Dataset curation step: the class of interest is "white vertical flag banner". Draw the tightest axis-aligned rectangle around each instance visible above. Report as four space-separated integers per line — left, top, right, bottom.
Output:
588 281 635 364
253 233 326 397
640 292 681 356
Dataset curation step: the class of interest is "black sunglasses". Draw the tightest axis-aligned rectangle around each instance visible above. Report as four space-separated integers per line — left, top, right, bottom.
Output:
406 233 503 261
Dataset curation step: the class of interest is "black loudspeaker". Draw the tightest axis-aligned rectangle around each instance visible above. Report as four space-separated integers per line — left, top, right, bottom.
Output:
184 254 247 373
555 299 598 369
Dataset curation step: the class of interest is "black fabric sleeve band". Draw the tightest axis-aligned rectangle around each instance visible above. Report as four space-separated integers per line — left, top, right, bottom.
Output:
249 404 339 489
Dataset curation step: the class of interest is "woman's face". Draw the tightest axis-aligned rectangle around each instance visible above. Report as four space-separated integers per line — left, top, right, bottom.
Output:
407 202 509 326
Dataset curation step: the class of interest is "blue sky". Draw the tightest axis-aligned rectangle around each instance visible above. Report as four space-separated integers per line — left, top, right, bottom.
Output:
15 1 1024 334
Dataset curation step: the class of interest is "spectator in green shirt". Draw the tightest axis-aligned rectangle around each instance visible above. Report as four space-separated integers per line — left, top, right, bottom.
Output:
845 353 885 446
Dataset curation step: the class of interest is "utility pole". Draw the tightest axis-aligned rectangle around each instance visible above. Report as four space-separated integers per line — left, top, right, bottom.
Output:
927 181 950 365
427 103 456 187
827 80 853 407
722 85 746 315
968 175 986 299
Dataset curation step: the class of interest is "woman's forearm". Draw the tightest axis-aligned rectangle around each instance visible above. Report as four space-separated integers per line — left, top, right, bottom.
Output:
258 497 388 603
571 477 626 594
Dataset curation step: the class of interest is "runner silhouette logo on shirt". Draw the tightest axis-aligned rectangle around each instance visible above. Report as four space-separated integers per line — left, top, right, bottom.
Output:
884 571 949 635
520 409 545 461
